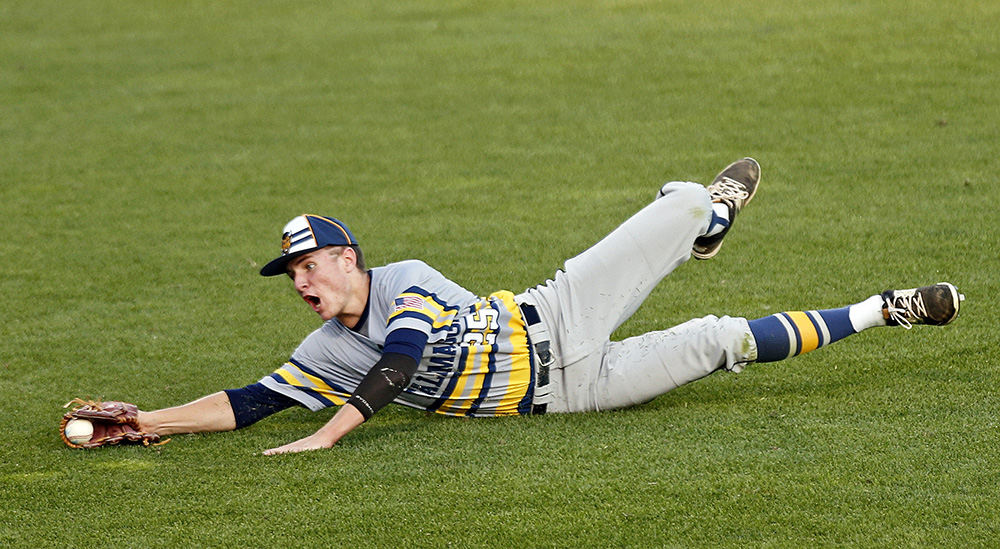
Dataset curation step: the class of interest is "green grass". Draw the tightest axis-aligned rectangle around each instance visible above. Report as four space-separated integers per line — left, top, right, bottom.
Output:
2 0 999 546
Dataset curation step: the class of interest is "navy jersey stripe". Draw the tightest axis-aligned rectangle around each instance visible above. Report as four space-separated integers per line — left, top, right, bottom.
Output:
466 346 498 416
426 345 470 412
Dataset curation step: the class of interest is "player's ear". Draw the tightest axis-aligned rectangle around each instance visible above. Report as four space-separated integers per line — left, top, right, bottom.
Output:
340 246 359 271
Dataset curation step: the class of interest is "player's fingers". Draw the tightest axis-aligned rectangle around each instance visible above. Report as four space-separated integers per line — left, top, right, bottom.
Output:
262 440 318 455
262 444 293 455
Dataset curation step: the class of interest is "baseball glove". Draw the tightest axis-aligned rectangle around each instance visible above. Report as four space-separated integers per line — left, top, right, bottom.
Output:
60 398 167 449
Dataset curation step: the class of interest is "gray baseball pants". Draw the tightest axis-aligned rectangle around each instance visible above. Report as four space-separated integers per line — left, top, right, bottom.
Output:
516 181 757 413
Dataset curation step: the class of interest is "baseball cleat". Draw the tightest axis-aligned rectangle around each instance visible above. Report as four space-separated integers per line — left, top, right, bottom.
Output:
881 282 964 329
691 157 761 259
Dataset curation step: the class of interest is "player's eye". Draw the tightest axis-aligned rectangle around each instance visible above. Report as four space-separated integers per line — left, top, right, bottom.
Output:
306 262 316 271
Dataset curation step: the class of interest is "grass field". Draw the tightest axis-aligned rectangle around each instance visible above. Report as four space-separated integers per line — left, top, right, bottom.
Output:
2 0 999 546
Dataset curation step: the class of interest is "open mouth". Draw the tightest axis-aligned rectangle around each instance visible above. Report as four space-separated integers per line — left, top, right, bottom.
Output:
303 295 321 310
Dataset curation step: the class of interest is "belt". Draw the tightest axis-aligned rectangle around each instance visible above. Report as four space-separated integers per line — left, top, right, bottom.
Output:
519 302 553 415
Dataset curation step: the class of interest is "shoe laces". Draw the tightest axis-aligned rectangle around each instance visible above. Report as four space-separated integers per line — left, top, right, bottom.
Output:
885 292 926 330
708 177 750 205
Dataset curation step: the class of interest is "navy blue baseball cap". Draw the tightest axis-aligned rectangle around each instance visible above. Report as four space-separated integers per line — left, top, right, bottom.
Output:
260 214 359 276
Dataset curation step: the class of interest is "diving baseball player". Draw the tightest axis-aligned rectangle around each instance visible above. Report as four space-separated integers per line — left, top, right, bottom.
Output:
63 158 964 454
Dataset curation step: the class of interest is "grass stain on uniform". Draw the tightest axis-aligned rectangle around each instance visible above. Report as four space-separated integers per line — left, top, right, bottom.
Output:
689 206 709 223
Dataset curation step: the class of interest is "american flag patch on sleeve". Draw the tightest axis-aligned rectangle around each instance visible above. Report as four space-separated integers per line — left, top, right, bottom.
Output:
394 296 426 311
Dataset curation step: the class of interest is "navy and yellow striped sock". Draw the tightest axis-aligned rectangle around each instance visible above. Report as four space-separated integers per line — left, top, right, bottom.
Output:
749 306 858 362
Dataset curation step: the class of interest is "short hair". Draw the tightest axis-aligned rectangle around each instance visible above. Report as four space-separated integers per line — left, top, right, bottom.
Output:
327 245 366 271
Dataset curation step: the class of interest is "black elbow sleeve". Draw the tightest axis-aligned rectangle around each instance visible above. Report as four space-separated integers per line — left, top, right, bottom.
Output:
347 352 418 421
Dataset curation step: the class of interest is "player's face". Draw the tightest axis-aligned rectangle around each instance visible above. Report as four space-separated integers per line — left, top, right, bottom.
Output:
287 248 359 322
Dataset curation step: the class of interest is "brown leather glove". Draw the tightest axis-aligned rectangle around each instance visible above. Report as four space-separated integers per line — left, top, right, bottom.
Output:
60 399 167 449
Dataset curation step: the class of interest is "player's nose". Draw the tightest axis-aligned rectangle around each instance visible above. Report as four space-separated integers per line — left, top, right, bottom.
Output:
292 271 309 291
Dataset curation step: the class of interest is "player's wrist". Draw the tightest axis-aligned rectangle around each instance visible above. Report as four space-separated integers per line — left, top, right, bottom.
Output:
135 410 157 434
316 403 366 444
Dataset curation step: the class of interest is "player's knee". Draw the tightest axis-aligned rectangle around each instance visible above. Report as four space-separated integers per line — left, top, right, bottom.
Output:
658 181 709 206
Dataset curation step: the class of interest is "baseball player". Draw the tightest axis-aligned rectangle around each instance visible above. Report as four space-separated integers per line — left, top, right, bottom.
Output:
64 158 964 453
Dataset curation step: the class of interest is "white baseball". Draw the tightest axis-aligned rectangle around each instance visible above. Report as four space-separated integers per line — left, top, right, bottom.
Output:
64 418 94 445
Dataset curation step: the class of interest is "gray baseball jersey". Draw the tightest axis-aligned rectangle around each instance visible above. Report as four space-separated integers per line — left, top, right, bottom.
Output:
260 260 537 417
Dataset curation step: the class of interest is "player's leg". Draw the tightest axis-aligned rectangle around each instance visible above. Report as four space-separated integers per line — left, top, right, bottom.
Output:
542 314 751 412
525 181 708 362
519 159 760 366
749 283 964 362
576 283 963 411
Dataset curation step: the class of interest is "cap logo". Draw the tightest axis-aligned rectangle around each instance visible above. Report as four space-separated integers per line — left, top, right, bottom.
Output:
280 233 292 255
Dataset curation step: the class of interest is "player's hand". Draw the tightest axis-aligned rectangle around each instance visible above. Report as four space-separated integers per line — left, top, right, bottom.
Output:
262 433 334 455
262 404 365 455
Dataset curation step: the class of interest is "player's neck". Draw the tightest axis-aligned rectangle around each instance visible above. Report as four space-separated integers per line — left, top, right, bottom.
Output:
337 270 371 329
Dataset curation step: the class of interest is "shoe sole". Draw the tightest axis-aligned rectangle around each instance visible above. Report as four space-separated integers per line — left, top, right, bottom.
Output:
740 157 761 208
937 281 964 325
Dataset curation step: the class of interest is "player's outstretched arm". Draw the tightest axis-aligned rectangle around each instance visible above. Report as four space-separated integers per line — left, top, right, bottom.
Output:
137 391 237 436
261 351 418 455
262 403 365 455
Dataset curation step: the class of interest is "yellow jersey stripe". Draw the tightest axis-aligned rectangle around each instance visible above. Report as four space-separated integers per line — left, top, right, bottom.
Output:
279 362 349 406
495 292 532 415
437 302 493 414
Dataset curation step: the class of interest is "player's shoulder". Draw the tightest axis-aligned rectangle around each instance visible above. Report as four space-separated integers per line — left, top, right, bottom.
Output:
373 259 441 282
371 259 472 301
380 258 434 271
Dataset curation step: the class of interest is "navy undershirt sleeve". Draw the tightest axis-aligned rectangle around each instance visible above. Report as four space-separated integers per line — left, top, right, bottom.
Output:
224 382 300 429
382 327 428 364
